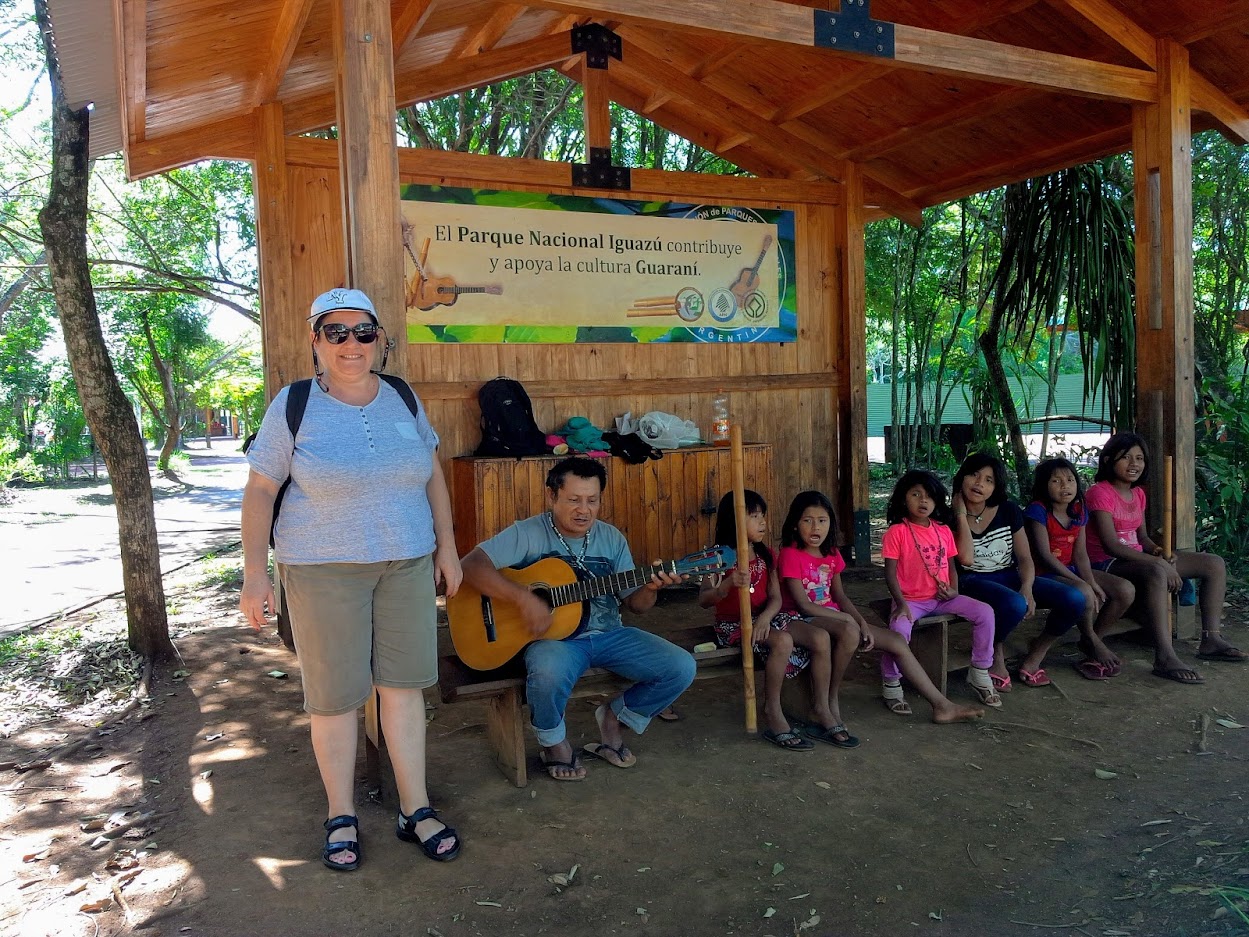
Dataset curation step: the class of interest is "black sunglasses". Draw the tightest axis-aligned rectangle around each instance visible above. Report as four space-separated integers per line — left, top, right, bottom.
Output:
318 322 380 344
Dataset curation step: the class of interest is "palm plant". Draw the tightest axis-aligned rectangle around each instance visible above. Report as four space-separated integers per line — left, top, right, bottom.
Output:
981 159 1136 490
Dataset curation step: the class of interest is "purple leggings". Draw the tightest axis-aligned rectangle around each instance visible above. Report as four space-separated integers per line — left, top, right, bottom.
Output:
880 594 996 682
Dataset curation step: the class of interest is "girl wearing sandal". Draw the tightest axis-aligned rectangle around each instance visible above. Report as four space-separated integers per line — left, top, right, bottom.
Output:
700 491 816 751
781 490 984 734
1085 432 1246 684
1025 457 1134 681
882 471 1002 709
951 454 1089 690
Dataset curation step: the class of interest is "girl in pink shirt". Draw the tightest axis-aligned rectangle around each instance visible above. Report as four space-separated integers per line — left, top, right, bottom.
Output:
1085 432 1244 684
778 490 983 738
881 471 1001 709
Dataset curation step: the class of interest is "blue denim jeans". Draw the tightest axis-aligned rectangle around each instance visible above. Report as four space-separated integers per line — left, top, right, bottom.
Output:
523 627 697 747
960 568 1087 640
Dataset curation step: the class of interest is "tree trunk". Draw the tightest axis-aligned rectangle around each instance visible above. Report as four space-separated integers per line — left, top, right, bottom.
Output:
35 0 173 660
978 324 1031 496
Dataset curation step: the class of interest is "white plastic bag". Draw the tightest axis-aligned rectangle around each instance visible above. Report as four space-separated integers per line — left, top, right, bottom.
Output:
638 411 702 449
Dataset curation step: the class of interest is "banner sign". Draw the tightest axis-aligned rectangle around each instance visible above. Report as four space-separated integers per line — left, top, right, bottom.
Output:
399 184 796 344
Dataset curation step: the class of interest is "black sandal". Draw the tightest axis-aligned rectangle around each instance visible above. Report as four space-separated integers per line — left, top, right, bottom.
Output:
396 806 461 862
322 814 360 872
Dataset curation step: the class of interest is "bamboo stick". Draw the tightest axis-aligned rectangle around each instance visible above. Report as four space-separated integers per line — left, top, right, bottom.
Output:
418 236 430 271
731 424 757 734
632 295 678 305
1164 455 1176 640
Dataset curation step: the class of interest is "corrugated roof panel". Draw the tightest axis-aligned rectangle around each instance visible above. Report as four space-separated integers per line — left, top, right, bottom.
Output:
45 0 123 158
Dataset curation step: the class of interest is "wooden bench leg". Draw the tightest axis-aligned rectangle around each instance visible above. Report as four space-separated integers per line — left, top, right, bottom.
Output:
487 688 528 788
364 689 382 799
910 619 949 697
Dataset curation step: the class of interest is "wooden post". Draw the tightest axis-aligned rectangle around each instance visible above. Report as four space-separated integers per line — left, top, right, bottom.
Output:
253 102 305 400
332 0 407 378
1163 455 1176 640
730 424 757 734
836 163 871 564
1132 40 1196 637
581 56 612 154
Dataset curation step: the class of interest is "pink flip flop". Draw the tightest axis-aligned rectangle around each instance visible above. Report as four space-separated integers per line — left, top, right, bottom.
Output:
1018 667 1051 687
1074 659 1111 681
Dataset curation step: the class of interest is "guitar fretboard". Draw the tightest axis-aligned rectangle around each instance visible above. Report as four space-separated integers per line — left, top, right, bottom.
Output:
546 561 678 609
437 286 490 294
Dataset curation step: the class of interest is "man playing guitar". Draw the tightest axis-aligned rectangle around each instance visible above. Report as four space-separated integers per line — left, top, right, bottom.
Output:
459 457 695 781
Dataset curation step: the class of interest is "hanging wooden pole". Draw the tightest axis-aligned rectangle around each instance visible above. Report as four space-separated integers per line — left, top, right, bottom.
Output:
730 424 757 734
1163 455 1176 640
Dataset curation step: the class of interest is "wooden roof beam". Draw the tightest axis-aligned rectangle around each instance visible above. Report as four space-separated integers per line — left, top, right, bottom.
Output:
906 125 1130 205
451 3 525 58
254 0 316 106
839 87 1043 161
1166 3 1249 46
614 38 838 181
118 0 146 141
393 0 436 57
283 31 577 134
126 112 257 180
1057 0 1249 144
772 65 891 123
528 0 1157 102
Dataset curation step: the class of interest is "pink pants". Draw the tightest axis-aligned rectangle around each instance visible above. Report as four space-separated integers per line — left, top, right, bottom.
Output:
880 595 996 682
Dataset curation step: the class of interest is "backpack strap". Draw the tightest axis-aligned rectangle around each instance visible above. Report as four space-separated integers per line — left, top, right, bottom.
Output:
378 373 423 421
284 379 313 440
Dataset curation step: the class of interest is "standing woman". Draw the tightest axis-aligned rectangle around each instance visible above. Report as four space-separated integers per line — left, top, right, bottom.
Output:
951 453 1087 689
239 288 463 871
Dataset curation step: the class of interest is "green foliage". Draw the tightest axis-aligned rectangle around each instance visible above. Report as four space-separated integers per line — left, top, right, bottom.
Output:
32 368 90 478
398 71 740 174
0 626 82 670
1195 376 1249 570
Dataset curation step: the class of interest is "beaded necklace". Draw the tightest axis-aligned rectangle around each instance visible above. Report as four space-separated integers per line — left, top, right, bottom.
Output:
549 512 592 571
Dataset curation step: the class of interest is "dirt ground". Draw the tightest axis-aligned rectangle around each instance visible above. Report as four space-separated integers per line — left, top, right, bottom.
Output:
3 558 1249 937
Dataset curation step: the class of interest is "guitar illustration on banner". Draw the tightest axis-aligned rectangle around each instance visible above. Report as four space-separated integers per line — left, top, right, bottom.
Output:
728 233 774 309
401 220 502 312
447 546 736 671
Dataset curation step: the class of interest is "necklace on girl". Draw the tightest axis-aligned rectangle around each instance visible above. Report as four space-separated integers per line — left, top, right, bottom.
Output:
549 513 591 571
967 506 987 523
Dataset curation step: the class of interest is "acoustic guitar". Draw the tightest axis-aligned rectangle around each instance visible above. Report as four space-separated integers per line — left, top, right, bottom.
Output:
729 234 774 307
447 546 736 671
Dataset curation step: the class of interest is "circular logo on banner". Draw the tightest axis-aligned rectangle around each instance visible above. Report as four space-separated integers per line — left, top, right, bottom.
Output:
680 205 789 344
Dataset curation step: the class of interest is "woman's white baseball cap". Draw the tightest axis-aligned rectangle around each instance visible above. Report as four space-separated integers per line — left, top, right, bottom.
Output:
308 288 378 324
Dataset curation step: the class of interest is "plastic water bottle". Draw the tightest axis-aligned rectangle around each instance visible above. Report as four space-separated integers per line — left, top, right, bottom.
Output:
710 391 730 447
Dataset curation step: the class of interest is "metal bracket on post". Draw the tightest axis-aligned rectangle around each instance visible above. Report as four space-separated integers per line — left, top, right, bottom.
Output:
853 509 872 566
813 0 895 58
572 146 631 190
571 23 621 69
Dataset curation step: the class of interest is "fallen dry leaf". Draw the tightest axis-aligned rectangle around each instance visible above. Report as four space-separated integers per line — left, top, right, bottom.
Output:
80 898 114 913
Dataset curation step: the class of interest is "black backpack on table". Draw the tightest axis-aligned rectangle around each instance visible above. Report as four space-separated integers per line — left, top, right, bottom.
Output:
474 377 550 457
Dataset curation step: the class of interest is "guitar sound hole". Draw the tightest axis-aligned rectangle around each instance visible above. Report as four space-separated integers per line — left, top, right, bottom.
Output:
531 588 554 609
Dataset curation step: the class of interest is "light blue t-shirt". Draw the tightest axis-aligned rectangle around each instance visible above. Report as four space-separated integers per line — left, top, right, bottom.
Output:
478 514 637 633
247 379 440 565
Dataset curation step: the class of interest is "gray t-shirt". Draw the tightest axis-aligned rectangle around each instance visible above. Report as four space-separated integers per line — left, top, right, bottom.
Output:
479 514 638 633
247 379 440 565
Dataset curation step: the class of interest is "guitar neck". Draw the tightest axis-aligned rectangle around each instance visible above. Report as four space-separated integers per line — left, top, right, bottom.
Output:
438 285 489 295
550 562 675 607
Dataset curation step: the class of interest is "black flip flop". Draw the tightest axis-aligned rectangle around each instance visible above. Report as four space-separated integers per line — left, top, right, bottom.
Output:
800 721 861 749
1151 666 1204 685
583 741 637 768
1196 647 1248 662
761 728 814 751
538 752 586 781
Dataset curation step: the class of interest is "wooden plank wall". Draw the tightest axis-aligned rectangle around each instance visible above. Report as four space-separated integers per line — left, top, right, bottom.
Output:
280 147 849 544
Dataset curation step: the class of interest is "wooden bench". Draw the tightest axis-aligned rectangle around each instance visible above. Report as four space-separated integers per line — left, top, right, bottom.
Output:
866 598 958 695
436 625 744 787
